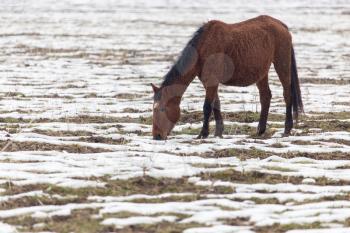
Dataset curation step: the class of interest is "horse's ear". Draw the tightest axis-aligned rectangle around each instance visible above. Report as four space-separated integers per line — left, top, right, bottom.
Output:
151 83 159 93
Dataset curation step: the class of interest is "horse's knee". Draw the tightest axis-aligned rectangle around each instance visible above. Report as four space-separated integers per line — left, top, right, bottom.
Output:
257 78 272 106
266 89 272 100
203 99 212 117
257 89 271 135
260 91 272 108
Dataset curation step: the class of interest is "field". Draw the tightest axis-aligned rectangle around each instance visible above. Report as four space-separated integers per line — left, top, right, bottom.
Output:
1 0 350 232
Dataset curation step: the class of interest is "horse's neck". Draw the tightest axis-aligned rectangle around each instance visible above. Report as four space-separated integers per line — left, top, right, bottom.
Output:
162 71 196 104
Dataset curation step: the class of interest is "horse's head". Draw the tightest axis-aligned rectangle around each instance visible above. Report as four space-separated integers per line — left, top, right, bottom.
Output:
151 84 181 140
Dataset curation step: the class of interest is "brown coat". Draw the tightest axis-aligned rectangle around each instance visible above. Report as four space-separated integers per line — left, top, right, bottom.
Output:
152 15 303 140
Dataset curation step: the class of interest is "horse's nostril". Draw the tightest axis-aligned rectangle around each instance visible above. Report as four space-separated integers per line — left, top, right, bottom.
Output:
153 134 162 140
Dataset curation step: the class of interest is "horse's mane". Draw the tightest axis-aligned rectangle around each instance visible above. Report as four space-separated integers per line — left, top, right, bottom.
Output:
161 25 204 87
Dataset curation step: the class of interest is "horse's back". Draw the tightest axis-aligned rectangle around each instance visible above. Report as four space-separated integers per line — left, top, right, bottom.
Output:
208 15 290 41
198 16 292 87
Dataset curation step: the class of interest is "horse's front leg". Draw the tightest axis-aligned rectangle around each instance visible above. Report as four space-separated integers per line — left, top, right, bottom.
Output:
197 86 218 139
256 76 272 135
213 93 224 138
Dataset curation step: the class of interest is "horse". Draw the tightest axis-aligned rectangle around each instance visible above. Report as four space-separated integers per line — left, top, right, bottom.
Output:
151 15 303 140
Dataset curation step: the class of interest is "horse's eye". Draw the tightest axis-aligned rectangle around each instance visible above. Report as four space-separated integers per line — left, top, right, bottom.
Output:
160 107 165 112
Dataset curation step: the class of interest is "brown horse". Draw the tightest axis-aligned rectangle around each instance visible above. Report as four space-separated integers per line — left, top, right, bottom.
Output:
152 15 303 140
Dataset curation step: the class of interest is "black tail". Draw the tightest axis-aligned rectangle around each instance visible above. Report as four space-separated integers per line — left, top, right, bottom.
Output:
291 46 303 120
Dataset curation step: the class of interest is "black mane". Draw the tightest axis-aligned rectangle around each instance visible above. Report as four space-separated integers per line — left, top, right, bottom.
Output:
161 25 205 87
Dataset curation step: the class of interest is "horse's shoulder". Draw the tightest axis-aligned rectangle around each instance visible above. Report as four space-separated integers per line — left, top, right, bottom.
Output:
206 20 226 26
203 20 227 32
256 15 276 21
200 20 228 39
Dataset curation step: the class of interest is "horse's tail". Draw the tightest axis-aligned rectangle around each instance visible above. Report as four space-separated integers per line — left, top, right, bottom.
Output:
291 46 303 120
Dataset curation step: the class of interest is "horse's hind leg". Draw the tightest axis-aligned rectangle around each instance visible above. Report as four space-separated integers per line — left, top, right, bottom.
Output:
256 75 272 135
274 46 293 135
197 85 218 139
213 93 224 138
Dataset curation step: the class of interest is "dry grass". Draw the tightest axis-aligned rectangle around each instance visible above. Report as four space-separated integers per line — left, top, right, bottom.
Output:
0 140 112 153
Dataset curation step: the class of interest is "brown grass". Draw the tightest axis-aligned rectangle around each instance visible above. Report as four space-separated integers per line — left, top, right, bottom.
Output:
0 140 112 153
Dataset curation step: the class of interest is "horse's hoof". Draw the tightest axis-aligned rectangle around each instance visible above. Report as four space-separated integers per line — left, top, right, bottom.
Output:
196 133 208 139
256 126 266 136
283 127 292 136
214 125 224 138
256 131 264 136
214 129 223 138
214 131 223 138
257 128 266 136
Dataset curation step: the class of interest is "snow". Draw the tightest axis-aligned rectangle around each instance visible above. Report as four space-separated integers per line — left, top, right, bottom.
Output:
0 191 45 202
286 228 350 233
0 223 17 233
183 225 254 233
302 178 316 184
0 0 350 232
101 216 177 228
88 192 194 202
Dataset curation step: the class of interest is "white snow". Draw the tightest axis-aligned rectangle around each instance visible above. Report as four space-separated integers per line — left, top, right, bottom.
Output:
183 225 254 233
1 0 350 232
287 228 350 233
101 216 177 228
0 223 17 233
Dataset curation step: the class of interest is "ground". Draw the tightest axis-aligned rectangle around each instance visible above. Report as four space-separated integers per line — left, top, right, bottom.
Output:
1 0 350 233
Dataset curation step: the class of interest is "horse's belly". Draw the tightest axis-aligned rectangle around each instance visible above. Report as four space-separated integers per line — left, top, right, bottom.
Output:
221 67 269 87
221 39 274 86
222 75 259 87
200 43 273 87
